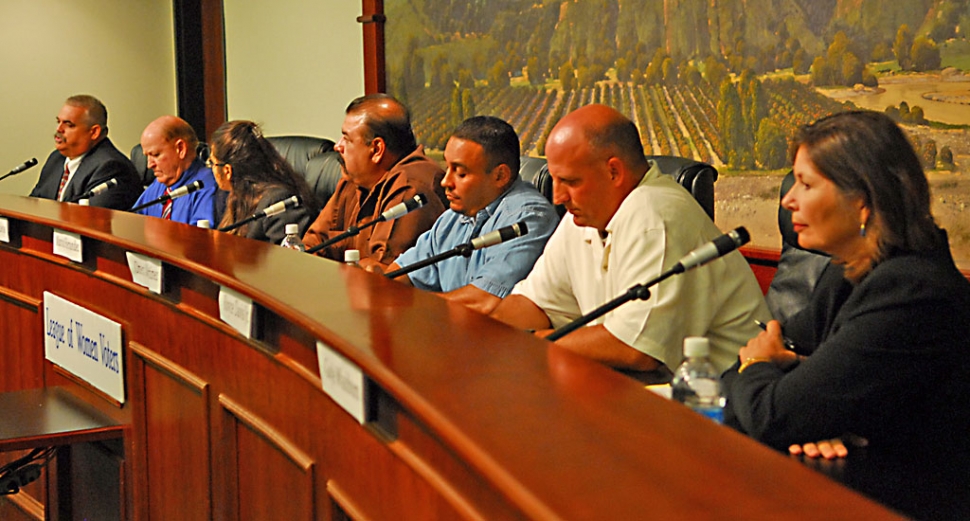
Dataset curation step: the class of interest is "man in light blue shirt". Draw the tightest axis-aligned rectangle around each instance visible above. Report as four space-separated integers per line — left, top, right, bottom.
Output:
132 116 218 225
386 116 559 314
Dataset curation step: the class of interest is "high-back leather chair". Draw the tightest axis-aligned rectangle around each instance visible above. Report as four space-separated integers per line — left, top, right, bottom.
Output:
520 155 719 221
265 136 339 208
764 170 832 323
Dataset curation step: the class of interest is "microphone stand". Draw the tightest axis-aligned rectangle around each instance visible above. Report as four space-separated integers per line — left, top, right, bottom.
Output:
384 243 474 279
545 267 683 342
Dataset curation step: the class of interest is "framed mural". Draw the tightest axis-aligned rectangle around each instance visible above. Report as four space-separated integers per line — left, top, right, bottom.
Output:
384 0 969 267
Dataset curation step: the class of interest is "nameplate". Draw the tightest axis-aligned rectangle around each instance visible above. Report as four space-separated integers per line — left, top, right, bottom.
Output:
53 229 83 262
44 292 125 403
0 217 8 243
218 286 256 338
316 341 368 424
126 252 164 294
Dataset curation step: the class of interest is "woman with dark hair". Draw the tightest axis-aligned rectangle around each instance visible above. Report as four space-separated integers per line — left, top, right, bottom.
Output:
208 120 318 244
722 110 970 519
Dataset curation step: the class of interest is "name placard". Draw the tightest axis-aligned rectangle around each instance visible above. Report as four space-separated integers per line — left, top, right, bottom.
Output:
0 217 9 243
316 341 368 424
219 286 256 338
53 229 83 262
44 292 125 403
126 252 164 294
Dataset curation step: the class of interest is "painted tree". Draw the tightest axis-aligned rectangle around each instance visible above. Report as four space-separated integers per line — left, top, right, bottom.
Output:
893 25 914 70
911 37 941 72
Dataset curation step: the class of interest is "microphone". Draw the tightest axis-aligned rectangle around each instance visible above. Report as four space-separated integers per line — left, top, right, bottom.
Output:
470 221 527 250
672 226 750 274
384 221 529 279
545 227 750 341
69 178 118 202
305 194 429 255
130 181 205 212
218 195 301 232
381 193 428 221
0 158 38 182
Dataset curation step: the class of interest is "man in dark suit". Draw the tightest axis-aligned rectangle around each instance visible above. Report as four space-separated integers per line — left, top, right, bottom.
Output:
29 95 141 209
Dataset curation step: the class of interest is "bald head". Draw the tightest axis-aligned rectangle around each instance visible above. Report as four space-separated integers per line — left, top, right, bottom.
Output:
548 104 649 174
345 93 416 162
140 116 200 187
546 105 648 232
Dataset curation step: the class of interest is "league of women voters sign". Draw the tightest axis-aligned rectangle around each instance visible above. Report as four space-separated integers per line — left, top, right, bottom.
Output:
43 291 125 403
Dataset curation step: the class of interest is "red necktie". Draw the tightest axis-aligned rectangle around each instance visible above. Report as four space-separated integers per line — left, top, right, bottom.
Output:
56 163 70 200
161 187 173 220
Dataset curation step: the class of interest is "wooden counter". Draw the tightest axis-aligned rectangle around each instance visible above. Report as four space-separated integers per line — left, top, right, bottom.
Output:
0 195 902 520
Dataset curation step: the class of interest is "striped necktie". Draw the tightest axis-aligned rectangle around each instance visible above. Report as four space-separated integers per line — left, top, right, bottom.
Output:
56 162 70 200
161 187 173 220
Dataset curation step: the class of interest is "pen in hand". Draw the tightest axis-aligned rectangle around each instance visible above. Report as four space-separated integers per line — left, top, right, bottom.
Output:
755 320 797 351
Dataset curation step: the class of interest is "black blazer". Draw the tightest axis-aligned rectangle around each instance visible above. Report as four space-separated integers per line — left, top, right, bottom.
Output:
29 138 142 210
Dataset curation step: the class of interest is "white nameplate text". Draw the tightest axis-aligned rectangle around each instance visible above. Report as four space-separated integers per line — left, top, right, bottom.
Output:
219 286 256 338
44 292 125 403
53 229 83 262
317 341 368 424
126 252 164 294
0 217 9 243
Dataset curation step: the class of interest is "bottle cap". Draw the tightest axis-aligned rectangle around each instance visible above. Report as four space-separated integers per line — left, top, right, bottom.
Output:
683 336 710 357
285 223 299 235
78 199 90 206
197 219 211 229
344 249 360 263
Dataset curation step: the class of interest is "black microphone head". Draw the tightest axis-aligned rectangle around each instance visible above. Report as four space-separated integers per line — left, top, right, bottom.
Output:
513 221 528 237
192 180 203 190
403 193 428 212
27 158 38 167
730 226 750 247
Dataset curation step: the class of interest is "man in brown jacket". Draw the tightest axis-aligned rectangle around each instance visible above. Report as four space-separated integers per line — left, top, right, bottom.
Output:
303 94 446 270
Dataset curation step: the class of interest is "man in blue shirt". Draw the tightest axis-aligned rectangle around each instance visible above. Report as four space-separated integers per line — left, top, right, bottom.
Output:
132 116 218 225
384 116 560 314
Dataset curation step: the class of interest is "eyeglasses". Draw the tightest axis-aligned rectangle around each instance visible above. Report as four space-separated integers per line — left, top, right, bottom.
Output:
205 158 227 169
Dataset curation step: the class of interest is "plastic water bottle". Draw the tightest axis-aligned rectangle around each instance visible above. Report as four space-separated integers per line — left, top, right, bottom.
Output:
344 249 360 267
671 337 725 423
280 224 305 251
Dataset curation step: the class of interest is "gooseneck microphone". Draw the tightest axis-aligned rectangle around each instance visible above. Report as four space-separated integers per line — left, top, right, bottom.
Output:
217 195 302 232
0 158 38 182
131 181 205 212
545 226 750 341
69 178 118 202
384 221 529 280
305 194 428 255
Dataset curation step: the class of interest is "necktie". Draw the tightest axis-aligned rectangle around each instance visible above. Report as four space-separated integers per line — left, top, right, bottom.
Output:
56 163 70 200
161 187 173 220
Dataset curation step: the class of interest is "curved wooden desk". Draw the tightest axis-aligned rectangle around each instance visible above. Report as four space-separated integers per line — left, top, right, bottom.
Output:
0 195 901 519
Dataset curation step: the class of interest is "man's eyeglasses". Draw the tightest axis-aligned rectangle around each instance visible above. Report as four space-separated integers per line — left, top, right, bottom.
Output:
205 158 227 169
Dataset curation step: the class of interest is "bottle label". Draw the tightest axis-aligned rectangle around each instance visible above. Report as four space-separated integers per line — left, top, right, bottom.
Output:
693 405 724 424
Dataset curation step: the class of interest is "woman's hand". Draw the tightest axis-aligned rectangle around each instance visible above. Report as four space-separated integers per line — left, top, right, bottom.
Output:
789 434 868 460
739 320 798 370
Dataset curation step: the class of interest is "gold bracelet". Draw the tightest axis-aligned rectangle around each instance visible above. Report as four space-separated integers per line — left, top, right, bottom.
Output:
738 357 772 374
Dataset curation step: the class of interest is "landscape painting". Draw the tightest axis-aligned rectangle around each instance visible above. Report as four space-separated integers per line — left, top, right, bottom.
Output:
385 0 970 266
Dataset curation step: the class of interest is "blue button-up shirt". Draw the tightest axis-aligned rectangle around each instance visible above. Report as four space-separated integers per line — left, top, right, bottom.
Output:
395 179 560 297
132 160 218 226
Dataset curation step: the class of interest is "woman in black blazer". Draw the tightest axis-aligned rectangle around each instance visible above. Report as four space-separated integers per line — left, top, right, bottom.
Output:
722 110 970 519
